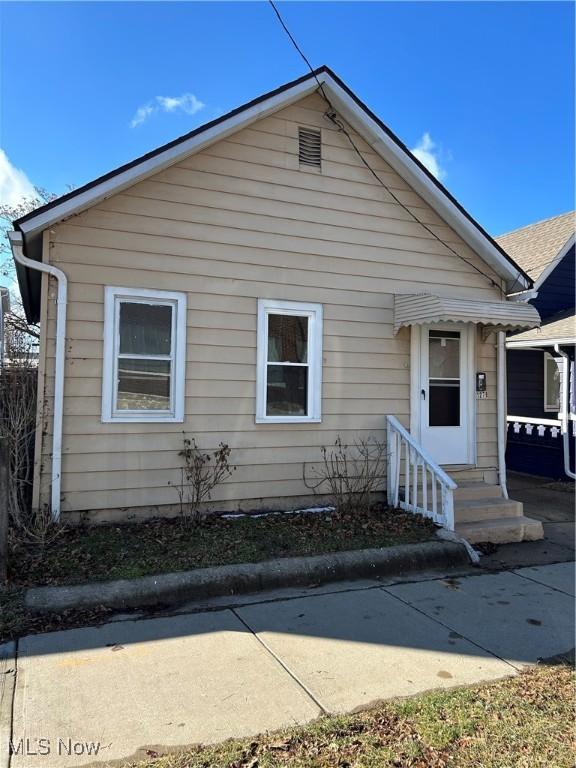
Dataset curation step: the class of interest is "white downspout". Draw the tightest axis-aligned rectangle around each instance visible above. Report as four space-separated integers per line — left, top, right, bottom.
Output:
9 231 67 521
497 331 509 499
554 344 575 480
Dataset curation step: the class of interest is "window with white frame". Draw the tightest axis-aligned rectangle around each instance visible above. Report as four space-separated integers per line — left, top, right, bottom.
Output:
256 299 323 423
102 287 187 422
544 352 564 413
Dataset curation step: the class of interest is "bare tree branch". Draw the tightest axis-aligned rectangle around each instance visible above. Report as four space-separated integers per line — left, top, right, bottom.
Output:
0 187 59 347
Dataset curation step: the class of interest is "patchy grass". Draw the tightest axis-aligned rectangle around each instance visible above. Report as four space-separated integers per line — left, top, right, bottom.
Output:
8 505 435 589
124 666 575 768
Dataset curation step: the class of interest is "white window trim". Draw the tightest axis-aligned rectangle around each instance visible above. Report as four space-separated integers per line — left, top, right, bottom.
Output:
256 299 323 424
544 352 565 414
102 286 187 423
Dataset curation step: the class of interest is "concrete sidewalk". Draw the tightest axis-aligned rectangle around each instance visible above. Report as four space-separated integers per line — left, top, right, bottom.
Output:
4 561 574 768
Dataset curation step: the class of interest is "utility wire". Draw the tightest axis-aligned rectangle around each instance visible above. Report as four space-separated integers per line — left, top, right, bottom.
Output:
268 0 515 297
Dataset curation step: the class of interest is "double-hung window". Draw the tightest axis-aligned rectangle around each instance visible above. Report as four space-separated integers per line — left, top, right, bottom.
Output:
102 287 187 422
544 352 564 413
256 299 323 423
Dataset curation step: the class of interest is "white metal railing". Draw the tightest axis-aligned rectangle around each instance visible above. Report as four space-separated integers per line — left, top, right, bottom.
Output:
386 415 457 531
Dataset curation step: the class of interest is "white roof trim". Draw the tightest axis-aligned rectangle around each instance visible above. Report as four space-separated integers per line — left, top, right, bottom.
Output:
17 69 530 291
394 293 541 335
506 337 575 349
534 232 575 290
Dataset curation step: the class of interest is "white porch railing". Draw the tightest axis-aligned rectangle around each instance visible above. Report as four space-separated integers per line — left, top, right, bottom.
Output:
386 415 457 531
506 414 565 438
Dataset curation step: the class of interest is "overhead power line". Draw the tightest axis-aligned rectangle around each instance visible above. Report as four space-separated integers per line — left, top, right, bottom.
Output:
268 0 514 297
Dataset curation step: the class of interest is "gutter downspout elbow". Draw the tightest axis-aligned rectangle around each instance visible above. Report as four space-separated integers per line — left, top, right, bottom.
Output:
554 344 576 481
9 231 67 521
497 331 509 499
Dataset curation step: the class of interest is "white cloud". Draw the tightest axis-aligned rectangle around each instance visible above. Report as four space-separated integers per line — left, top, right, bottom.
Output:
130 104 156 129
130 93 205 128
410 132 446 180
0 149 36 206
156 94 204 115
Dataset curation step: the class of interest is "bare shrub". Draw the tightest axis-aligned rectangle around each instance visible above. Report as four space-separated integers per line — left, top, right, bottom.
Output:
303 436 387 514
0 365 60 546
0 187 65 552
169 436 237 524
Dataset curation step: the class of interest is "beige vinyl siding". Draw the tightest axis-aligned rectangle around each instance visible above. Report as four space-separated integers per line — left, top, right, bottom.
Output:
37 91 502 516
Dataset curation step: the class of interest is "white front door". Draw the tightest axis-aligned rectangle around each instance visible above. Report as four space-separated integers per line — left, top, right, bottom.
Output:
418 324 473 465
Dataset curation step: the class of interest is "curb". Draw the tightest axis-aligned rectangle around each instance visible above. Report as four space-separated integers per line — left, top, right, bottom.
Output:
24 541 469 614
0 641 16 768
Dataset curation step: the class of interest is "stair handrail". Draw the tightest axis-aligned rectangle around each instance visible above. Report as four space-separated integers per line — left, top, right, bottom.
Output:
386 415 457 530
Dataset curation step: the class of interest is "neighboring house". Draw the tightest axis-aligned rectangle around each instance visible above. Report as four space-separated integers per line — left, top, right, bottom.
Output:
497 212 575 479
10 67 544 543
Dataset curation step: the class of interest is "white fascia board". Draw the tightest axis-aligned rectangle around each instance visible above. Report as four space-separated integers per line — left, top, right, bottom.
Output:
534 233 575 290
506 337 576 349
320 75 530 292
18 77 320 238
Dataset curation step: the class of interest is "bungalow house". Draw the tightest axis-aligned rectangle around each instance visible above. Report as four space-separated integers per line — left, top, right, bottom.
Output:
497 212 575 479
10 67 544 543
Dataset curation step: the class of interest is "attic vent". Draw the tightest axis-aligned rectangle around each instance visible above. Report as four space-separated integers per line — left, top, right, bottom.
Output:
298 127 321 169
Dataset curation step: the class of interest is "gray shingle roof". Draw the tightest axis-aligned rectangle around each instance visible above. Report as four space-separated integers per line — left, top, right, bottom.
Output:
508 308 575 344
496 211 575 282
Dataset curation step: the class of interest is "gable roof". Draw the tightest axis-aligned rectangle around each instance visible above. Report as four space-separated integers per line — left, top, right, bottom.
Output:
507 307 575 347
14 66 532 322
495 211 575 285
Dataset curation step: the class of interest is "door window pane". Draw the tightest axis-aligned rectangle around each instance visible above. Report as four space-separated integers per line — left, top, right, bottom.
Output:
429 332 460 379
429 381 460 426
268 315 308 363
117 358 171 410
119 302 172 356
266 365 308 416
428 330 461 426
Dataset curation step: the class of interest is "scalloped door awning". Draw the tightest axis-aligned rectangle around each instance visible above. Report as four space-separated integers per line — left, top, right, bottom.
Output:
393 294 541 336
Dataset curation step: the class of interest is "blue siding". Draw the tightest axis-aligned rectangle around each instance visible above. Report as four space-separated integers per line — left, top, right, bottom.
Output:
506 422 575 479
507 349 549 420
505 239 575 478
506 348 576 479
533 244 575 321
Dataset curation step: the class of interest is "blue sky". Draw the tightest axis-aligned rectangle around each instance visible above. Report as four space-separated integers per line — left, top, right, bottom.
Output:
0 1 574 237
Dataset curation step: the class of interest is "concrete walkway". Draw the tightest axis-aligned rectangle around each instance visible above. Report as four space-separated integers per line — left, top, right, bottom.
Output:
479 472 575 570
4 561 574 768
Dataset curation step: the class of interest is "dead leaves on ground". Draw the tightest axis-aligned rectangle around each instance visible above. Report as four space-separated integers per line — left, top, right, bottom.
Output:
8 505 434 591
128 667 575 768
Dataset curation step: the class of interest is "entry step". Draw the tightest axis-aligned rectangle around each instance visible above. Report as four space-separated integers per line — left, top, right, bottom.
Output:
455 516 544 545
455 497 523 523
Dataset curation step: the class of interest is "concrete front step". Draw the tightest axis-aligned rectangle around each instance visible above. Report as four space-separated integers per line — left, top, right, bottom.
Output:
424 481 501 503
445 478 543 545
453 481 503 502
455 497 523 523
456 516 544 545
441 466 498 485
